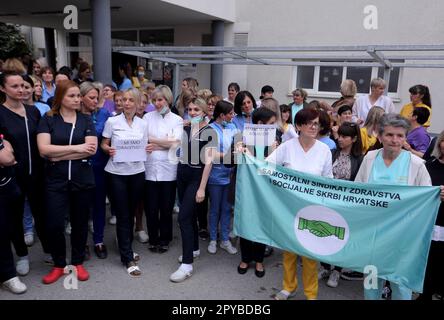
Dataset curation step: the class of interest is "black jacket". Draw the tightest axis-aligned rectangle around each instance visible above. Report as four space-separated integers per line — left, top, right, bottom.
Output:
331 149 363 181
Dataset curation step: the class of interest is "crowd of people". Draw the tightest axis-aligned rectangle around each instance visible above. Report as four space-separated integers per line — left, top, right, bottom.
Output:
0 56 443 300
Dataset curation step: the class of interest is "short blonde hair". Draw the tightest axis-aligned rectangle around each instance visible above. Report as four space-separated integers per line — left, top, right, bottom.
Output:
197 88 212 101
431 131 444 160
192 97 208 115
370 78 386 89
340 79 357 97
151 85 173 106
124 88 142 107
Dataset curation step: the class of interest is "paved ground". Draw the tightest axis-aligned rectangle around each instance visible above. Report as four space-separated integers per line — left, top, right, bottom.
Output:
0 212 363 300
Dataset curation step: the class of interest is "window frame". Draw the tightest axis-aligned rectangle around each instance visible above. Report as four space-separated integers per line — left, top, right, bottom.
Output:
292 62 402 100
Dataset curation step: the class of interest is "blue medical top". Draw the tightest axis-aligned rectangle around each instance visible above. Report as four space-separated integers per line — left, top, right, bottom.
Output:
369 150 410 185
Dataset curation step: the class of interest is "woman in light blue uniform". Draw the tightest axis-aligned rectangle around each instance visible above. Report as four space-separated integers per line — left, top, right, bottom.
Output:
207 101 239 255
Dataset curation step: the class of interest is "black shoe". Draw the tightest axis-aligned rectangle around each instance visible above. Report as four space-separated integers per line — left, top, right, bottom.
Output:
340 271 363 281
148 244 158 253
198 229 209 241
94 244 108 259
255 266 265 278
158 245 169 254
264 246 274 257
237 263 249 275
84 245 91 261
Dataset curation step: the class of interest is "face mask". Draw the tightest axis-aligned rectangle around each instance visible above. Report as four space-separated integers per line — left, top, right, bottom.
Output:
137 71 145 77
159 105 169 116
190 116 203 124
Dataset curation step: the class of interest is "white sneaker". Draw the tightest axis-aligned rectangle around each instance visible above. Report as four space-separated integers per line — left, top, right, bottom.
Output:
178 250 200 263
24 233 34 247
108 216 116 225
170 265 193 283
274 289 296 300
327 270 340 288
16 256 30 276
2 277 27 294
220 240 237 254
135 230 149 243
318 265 330 280
65 222 71 235
207 241 217 254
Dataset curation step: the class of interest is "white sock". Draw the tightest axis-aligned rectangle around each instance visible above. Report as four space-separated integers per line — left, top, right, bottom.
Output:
180 263 193 273
193 250 200 255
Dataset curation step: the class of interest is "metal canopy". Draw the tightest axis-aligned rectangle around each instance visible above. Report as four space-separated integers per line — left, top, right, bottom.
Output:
107 44 444 69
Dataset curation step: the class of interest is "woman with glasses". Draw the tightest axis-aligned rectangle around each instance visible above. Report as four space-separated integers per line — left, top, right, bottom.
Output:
267 107 333 300
289 88 309 125
400 84 432 128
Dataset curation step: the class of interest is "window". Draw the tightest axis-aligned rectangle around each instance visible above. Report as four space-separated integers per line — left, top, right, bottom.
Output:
296 66 314 89
293 61 402 97
346 67 372 93
319 66 343 92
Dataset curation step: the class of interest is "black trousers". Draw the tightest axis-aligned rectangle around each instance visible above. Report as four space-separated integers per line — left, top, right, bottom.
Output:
144 180 176 247
108 172 145 264
11 174 49 257
177 165 202 264
422 240 444 298
45 185 93 267
240 238 265 264
0 178 20 282
196 192 209 231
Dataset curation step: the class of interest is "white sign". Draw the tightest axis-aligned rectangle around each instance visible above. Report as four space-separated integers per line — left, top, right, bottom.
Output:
243 124 276 147
113 138 147 162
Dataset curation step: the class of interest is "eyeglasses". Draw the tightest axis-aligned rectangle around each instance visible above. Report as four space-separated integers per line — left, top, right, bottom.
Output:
303 121 320 128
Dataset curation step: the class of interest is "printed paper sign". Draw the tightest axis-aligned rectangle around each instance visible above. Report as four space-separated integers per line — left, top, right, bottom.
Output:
113 138 147 162
243 124 276 147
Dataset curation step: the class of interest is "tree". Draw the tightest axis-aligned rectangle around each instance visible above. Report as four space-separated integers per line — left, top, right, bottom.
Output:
0 22 31 61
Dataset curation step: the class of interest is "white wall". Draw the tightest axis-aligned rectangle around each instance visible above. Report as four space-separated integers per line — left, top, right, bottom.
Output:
174 23 212 90
163 0 236 22
225 0 444 133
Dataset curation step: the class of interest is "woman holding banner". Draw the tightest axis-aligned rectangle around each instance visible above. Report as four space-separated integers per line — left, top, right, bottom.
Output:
267 107 333 300
101 88 147 277
355 113 435 300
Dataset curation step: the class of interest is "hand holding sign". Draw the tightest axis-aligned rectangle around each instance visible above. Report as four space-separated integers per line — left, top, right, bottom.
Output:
113 138 147 162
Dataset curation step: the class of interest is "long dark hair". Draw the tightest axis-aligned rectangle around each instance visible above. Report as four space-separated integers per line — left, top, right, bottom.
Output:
338 122 363 157
409 84 432 108
234 90 257 116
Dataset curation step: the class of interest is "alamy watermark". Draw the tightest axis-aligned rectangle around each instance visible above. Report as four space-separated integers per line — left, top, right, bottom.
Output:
363 5 378 30
63 5 78 30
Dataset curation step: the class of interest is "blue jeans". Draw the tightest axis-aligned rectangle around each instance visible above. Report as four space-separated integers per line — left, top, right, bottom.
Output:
208 184 231 242
364 278 412 300
22 198 33 234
